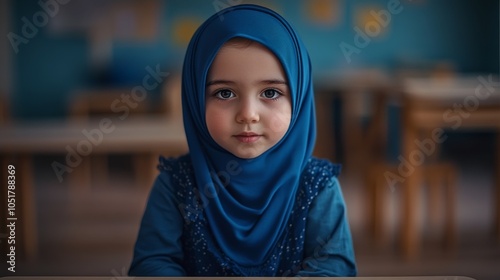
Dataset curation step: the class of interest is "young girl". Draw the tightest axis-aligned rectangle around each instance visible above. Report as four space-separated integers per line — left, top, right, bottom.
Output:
129 4 356 277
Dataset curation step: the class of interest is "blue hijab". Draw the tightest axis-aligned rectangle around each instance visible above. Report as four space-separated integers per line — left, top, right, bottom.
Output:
182 4 316 266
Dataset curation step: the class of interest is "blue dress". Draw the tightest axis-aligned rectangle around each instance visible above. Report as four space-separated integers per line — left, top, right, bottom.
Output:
129 155 357 276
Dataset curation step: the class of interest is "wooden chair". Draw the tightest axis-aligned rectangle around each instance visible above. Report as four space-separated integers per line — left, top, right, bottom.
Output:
0 94 39 260
68 88 151 190
160 73 183 120
134 73 183 188
366 161 457 251
0 93 10 123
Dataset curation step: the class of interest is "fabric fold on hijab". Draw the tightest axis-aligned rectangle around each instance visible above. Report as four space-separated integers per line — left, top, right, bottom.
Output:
181 4 316 266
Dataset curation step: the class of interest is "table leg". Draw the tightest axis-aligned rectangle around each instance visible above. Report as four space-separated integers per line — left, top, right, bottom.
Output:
1 156 7 259
18 155 37 260
2 155 38 261
342 89 365 173
68 157 92 193
314 91 336 161
91 154 109 187
427 166 441 231
365 90 388 161
402 167 420 260
134 153 159 189
496 130 500 242
402 106 421 260
373 164 390 246
445 164 457 250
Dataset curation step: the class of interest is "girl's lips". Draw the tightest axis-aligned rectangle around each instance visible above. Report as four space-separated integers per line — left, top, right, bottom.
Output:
234 132 261 143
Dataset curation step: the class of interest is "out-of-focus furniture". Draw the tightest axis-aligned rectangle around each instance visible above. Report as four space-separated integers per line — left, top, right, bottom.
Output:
0 276 479 280
0 94 9 123
400 74 500 259
160 73 183 120
367 162 457 250
69 88 150 121
0 116 187 260
68 88 151 187
314 69 395 171
68 77 183 188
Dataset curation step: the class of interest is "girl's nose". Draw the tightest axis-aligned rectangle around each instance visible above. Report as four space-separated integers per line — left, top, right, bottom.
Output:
236 98 259 124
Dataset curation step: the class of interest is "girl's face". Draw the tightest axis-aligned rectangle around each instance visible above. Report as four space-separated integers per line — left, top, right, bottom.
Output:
205 41 292 159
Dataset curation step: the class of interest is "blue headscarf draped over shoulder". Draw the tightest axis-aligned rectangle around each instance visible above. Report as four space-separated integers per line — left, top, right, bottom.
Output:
182 4 315 266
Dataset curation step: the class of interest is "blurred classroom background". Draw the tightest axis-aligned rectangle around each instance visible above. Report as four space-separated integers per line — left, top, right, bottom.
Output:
0 0 499 279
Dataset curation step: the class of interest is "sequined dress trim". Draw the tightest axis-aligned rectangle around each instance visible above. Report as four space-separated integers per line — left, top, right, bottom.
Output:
158 155 340 276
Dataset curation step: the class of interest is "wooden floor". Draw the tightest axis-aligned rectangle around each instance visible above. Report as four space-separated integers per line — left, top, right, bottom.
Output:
7 142 500 279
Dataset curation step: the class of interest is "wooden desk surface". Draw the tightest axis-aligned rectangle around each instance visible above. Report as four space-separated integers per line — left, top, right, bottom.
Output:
0 115 188 261
400 74 500 259
0 277 478 280
403 75 500 102
403 75 500 129
0 115 187 154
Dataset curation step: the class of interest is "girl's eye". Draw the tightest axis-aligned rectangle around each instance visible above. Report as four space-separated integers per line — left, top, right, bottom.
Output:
214 89 235 99
261 89 281 100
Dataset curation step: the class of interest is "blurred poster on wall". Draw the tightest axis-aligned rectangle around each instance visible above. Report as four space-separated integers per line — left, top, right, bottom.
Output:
305 0 341 26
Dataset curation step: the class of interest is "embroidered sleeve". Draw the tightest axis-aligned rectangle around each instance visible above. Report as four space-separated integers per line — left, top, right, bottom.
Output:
298 176 357 276
128 170 186 276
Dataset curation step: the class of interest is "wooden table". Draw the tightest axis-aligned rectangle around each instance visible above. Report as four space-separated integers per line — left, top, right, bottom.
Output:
400 75 500 259
314 69 395 169
0 277 478 280
0 115 188 261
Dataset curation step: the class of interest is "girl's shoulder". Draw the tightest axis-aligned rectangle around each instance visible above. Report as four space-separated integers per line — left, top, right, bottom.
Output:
157 154 193 174
304 157 342 178
155 154 196 198
299 158 341 197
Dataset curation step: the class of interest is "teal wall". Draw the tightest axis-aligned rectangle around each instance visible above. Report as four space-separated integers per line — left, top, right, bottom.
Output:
9 0 499 119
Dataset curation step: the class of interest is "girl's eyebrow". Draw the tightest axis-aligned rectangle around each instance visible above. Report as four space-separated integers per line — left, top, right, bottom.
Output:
206 79 288 87
261 79 288 86
206 79 235 87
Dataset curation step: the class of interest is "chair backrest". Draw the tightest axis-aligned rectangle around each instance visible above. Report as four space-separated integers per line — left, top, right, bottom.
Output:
0 94 10 124
160 73 183 120
69 88 151 122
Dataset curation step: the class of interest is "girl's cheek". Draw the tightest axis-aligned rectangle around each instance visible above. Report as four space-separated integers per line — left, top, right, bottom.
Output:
269 111 291 133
